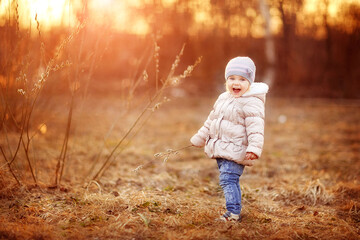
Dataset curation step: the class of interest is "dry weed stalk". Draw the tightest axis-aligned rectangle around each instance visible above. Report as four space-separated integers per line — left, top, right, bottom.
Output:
86 180 103 194
0 4 85 186
42 20 109 188
0 3 29 185
111 215 133 230
108 96 173 168
23 21 84 187
305 179 333 205
88 44 201 182
154 40 160 91
154 145 193 163
130 145 193 174
138 213 150 227
132 165 144 173
84 40 153 180
55 17 91 187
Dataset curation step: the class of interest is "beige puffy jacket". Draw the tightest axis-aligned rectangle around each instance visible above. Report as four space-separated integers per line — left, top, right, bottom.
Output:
190 82 269 165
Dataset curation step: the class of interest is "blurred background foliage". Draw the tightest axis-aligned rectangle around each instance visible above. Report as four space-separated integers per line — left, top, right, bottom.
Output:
1 0 360 98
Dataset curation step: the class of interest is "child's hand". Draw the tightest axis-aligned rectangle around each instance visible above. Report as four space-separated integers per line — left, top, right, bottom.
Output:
245 152 258 160
190 134 205 148
242 152 258 167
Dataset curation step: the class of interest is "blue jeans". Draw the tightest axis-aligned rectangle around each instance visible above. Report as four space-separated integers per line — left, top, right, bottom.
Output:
217 158 245 215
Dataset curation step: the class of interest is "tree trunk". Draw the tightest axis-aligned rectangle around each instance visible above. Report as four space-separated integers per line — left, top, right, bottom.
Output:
259 0 275 87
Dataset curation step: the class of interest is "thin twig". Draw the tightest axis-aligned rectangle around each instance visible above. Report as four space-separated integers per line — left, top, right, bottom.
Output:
91 75 166 181
84 42 153 182
8 100 26 166
56 93 75 186
0 146 21 185
132 145 193 173
154 145 193 162
154 39 160 92
21 98 37 185
95 104 157 180
92 45 201 183
55 21 87 186
91 58 175 181
91 98 156 181
90 45 199 182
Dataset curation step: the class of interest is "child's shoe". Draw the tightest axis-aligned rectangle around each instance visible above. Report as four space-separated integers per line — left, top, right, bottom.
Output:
218 211 241 222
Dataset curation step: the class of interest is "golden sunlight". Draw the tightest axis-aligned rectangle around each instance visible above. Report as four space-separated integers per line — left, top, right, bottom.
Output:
299 0 359 37
27 0 66 25
38 123 47 135
0 0 78 30
0 0 359 37
0 0 148 35
87 0 149 34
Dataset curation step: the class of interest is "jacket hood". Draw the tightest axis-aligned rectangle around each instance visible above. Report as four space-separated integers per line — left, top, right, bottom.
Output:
242 82 269 101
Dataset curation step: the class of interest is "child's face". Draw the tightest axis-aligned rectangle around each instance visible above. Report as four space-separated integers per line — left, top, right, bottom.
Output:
226 75 250 98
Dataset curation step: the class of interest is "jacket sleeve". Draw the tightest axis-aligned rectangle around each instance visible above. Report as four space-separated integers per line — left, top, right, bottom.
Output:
190 109 215 147
243 98 265 157
190 93 223 148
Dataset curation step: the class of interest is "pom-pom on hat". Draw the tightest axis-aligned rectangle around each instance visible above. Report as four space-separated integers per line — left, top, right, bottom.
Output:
225 56 256 84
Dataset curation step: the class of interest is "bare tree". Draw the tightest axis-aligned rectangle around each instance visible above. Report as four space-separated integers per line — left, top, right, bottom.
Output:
275 0 304 82
259 0 275 87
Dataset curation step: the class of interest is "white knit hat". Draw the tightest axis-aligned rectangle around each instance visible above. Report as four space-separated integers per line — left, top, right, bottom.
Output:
225 57 256 84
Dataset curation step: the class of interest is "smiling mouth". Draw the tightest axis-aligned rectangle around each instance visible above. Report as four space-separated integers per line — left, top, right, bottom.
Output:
233 87 241 94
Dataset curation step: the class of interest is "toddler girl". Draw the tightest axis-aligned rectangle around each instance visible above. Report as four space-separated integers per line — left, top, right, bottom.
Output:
190 56 269 222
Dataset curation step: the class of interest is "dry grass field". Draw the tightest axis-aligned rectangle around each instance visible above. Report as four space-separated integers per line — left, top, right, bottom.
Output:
1 93 359 240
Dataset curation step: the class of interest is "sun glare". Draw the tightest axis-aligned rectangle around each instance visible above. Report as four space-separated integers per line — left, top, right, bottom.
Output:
29 0 68 27
0 0 359 37
93 0 113 8
0 0 79 32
